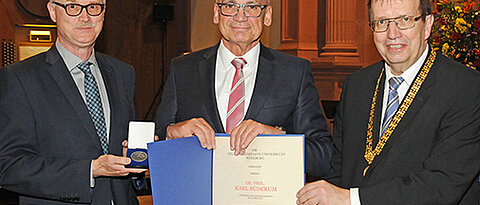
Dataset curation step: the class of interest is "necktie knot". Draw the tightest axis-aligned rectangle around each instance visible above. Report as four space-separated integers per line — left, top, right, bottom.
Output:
77 61 93 74
389 77 404 91
231 58 247 70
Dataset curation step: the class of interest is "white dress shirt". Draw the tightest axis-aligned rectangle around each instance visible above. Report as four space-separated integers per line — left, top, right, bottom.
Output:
350 46 429 205
215 41 260 131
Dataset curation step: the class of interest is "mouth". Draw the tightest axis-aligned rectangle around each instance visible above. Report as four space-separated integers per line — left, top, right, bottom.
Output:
231 27 249 30
387 44 406 50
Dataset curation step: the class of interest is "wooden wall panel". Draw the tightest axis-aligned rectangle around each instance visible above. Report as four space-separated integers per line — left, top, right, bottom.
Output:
96 0 190 120
0 0 52 57
277 0 382 103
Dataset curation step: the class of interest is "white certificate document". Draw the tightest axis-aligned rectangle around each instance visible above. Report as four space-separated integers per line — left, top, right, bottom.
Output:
212 135 304 205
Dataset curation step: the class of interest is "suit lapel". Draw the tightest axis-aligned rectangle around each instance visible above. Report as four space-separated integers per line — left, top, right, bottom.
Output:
245 44 275 120
96 54 122 155
199 45 224 132
372 69 386 145
366 52 436 176
45 47 103 152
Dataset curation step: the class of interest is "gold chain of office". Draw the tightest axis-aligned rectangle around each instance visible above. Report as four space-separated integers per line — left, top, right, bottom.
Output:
363 50 437 176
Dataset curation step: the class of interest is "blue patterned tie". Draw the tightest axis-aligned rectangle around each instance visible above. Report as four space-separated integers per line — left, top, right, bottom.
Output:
381 76 404 136
77 61 109 154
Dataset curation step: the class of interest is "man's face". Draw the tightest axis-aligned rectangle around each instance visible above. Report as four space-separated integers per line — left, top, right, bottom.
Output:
371 0 433 70
213 0 272 46
47 0 105 50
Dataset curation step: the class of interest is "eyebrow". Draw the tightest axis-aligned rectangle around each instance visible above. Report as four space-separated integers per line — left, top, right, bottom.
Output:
64 0 103 3
373 14 415 20
222 0 260 4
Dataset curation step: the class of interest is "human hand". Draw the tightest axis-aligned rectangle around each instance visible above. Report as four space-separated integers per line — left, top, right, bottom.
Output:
166 118 215 149
230 119 282 155
92 155 146 177
296 180 350 205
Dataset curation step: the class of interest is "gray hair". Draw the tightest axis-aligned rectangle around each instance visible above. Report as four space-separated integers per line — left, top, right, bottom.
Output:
50 0 107 6
215 0 270 5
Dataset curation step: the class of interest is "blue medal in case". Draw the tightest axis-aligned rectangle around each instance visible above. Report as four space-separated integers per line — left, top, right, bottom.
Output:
126 121 155 168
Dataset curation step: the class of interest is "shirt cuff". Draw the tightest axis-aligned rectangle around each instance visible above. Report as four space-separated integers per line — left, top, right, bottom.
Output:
350 188 361 205
90 160 95 188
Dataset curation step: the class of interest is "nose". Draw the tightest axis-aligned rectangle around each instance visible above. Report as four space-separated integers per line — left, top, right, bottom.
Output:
78 8 91 22
386 22 402 39
233 7 248 22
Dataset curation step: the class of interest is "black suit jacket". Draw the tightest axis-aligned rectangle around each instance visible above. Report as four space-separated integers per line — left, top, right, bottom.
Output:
0 46 139 205
326 51 480 204
154 43 333 176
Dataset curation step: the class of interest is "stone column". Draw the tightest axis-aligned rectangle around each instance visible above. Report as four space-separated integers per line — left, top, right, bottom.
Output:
313 0 361 68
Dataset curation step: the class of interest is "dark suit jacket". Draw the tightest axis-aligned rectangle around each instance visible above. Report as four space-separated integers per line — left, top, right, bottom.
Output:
0 46 139 205
326 51 480 204
154 43 333 177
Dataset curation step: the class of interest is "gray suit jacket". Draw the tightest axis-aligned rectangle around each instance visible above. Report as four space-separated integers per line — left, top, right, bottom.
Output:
154 43 333 177
0 46 139 205
327 51 480 204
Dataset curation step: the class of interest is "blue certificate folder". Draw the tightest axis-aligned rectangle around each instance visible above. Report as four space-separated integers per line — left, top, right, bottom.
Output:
148 136 213 205
147 134 304 205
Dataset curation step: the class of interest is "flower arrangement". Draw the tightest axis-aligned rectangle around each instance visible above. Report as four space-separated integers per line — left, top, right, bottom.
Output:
431 0 480 69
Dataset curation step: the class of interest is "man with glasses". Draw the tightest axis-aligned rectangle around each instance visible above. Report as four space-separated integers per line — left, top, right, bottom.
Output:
0 0 145 204
154 0 332 178
296 0 480 204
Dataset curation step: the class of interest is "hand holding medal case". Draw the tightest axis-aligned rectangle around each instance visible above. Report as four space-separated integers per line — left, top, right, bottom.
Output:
126 121 155 168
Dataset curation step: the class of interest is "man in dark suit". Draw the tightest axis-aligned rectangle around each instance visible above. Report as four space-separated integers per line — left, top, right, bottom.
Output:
154 0 332 177
296 0 480 204
0 0 145 204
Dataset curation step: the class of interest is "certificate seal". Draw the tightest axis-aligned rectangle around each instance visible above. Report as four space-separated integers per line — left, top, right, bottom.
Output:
131 151 148 162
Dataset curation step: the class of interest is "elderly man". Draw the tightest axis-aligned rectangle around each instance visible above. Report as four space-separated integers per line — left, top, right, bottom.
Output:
154 0 332 177
296 0 480 204
0 0 145 204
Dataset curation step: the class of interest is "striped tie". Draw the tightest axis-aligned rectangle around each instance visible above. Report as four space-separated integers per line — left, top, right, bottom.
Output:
77 61 109 155
226 58 246 133
381 76 404 136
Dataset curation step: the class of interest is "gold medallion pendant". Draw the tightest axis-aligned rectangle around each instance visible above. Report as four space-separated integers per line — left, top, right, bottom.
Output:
362 51 436 176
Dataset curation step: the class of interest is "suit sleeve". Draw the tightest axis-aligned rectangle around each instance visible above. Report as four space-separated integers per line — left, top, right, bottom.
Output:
154 61 178 140
323 76 348 186
0 68 92 202
295 60 333 177
359 77 480 204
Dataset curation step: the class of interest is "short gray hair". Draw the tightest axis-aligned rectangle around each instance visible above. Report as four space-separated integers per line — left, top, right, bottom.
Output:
215 0 269 5
50 0 107 6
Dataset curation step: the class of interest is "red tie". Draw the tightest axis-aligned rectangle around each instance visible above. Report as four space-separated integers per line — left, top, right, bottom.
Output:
226 58 246 133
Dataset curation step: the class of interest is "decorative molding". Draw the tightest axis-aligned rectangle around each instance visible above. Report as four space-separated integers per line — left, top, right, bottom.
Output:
313 0 361 69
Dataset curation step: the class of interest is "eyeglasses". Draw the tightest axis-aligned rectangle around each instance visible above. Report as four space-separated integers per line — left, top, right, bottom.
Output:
52 2 105 17
216 3 267 18
370 15 425 32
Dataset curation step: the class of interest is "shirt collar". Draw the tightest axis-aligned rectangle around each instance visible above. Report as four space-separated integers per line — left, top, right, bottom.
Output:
385 46 430 87
55 40 98 72
218 40 260 71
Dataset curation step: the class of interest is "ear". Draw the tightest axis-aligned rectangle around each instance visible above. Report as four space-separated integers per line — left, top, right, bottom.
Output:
263 6 272 26
424 14 434 40
47 2 57 23
213 3 220 25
